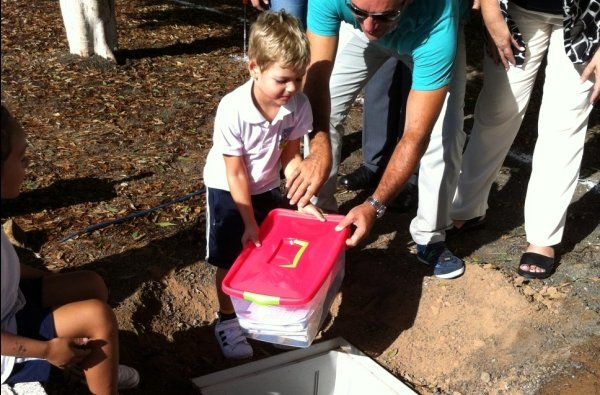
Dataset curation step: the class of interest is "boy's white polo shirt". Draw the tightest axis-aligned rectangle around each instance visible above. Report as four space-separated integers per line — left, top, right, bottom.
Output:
203 79 313 195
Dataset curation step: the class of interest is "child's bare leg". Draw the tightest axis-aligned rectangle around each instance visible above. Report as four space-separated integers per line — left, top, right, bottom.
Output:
43 271 109 306
52 299 119 395
216 268 234 314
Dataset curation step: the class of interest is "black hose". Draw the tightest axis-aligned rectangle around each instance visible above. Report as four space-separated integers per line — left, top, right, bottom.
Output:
59 188 206 243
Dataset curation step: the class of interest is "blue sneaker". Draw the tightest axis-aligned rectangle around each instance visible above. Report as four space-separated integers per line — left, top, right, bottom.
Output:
416 242 465 279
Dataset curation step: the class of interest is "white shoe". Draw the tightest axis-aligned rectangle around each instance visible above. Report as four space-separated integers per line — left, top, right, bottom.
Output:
118 365 140 390
215 318 253 359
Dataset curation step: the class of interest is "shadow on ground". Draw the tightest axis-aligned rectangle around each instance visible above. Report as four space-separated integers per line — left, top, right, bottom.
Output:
70 221 204 306
117 33 238 62
1 172 152 217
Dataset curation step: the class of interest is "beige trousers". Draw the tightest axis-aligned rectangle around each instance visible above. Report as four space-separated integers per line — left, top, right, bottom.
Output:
451 5 594 246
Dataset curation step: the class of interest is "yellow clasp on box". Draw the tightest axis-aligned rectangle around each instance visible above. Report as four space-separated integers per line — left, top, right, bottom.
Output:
280 239 309 269
243 291 280 306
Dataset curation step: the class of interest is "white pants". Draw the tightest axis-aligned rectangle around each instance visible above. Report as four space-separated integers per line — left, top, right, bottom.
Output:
308 24 467 245
451 5 594 246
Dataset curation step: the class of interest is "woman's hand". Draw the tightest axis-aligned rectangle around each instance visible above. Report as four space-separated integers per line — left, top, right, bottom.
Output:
45 337 90 368
581 49 600 104
481 0 524 70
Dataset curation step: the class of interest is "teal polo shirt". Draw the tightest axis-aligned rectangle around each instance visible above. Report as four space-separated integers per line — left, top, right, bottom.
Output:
307 0 467 91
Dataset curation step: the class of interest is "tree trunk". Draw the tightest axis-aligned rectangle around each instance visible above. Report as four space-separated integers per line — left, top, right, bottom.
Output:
59 0 118 61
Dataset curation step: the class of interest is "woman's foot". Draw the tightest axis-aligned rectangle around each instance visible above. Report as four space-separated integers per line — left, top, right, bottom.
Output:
519 245 554 276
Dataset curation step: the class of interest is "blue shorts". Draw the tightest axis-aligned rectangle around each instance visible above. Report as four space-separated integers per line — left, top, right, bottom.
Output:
5 278 56 385
205 187 288 269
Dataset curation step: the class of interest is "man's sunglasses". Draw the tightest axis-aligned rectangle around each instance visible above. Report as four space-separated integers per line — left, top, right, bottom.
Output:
346 1 403 23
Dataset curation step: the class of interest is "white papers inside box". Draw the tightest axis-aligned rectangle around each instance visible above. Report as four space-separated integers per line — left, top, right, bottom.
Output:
232 257 345 348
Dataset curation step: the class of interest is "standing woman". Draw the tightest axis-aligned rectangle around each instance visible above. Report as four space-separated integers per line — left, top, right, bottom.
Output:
450 0 599 278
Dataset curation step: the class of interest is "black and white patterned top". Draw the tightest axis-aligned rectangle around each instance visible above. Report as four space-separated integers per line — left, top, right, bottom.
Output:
498 0 600 64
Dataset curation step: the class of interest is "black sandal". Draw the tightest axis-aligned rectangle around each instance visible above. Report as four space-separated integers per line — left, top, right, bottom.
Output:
517 252 555 279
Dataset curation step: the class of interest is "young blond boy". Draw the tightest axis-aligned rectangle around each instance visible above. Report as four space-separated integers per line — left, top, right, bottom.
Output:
202 11 323 359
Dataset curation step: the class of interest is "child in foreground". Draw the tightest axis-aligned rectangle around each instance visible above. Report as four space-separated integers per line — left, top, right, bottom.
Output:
202 11 323 359
0 105 139 393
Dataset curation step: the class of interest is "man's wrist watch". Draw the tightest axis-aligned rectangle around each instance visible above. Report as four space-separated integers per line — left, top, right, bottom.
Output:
366 196 386 219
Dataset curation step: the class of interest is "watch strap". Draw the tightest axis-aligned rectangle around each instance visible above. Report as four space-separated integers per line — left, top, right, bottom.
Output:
366 196 386 218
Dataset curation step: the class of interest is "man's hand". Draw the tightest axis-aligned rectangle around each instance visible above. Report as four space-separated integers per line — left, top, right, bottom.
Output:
285 133 332 207
241 223 261 247
286 155 328 207
581 49 600 104
250 0 269 11
334 202 377 247
45 337 91 368
295 32 338 208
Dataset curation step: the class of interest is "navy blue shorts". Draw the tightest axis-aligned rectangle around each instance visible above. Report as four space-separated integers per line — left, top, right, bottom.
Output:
5 278 56 385
205 187 288 269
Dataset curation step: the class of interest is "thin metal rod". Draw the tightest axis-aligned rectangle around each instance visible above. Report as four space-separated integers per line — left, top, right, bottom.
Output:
243 2 247 57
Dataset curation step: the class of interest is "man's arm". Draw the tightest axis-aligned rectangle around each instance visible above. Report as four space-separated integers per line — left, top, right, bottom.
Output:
336 87 448 247
372 88 447 205
286 32 338 208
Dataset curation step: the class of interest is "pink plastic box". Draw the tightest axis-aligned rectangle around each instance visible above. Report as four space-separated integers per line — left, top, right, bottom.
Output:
222 209 349 347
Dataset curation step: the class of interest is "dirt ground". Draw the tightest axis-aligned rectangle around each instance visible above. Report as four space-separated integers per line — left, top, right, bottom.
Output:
1 0 599 394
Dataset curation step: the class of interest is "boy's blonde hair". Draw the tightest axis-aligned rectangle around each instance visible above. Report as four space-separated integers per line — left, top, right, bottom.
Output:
248 11 310 71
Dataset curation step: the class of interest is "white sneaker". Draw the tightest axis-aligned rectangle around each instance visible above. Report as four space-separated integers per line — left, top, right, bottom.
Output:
118 365 140 390
215 318 253 359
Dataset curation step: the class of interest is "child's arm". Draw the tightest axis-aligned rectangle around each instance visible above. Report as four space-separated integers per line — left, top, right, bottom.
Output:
1 332 90 368
281 140 325 222
20 263 51 279
224 155 261 247
280 139 303 182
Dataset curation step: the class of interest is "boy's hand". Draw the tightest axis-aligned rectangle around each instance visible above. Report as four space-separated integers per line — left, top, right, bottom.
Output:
45 337 91 368
298 204 326 222
241 224 261 247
